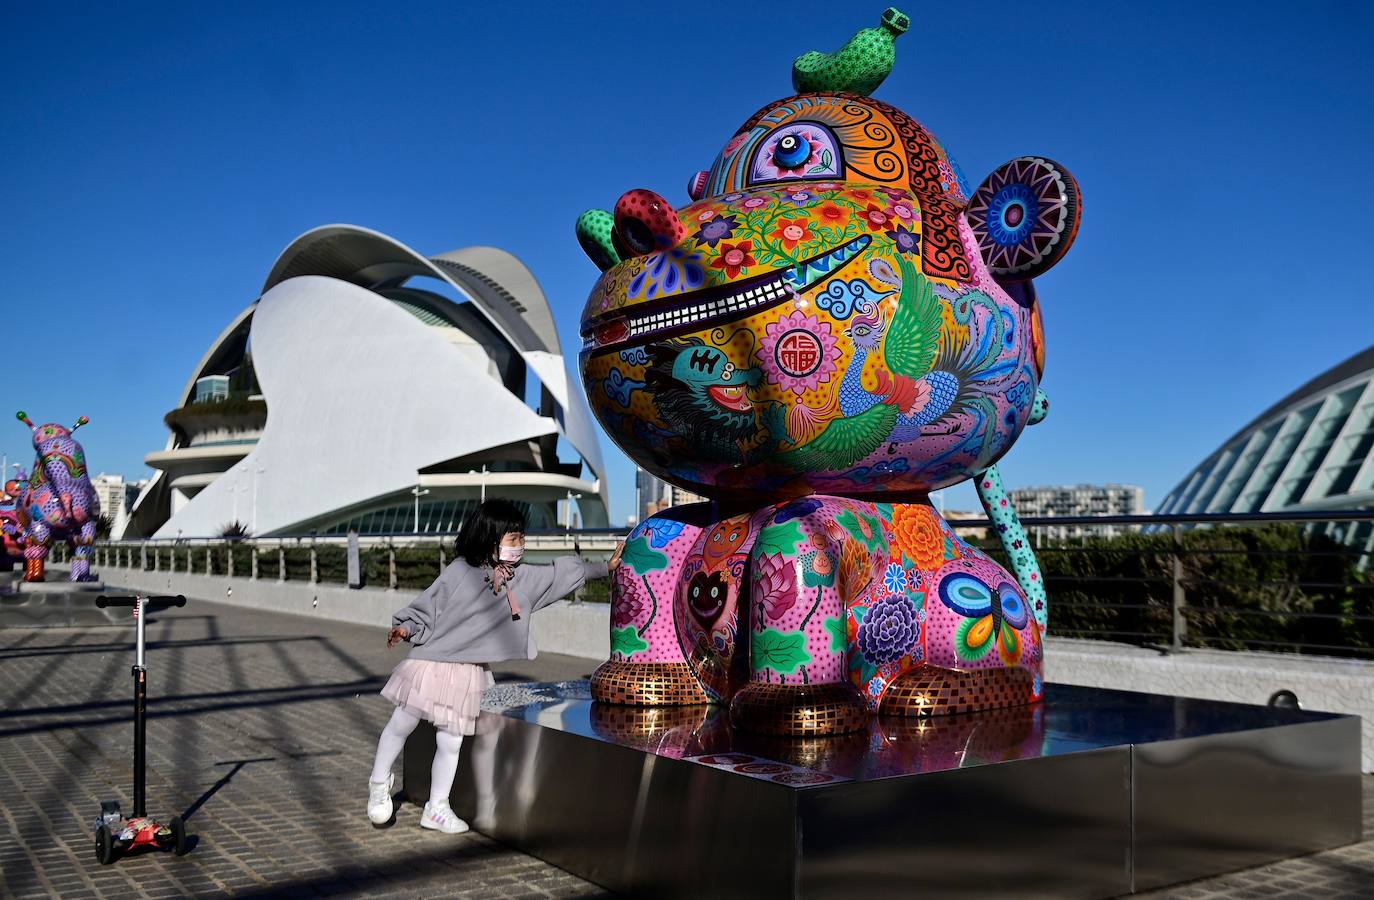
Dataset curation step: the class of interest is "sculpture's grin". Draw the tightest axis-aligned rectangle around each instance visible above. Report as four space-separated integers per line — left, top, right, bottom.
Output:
583 235 871 355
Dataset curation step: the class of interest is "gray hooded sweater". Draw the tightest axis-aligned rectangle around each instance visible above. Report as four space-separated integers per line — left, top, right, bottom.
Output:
393 556 608 663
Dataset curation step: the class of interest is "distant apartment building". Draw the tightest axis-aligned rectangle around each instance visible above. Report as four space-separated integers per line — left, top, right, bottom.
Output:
635 467 706 522
91 473 146 539
1008 484 1145 539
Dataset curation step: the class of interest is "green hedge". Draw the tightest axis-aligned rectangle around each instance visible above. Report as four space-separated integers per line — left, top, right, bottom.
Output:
975 524 1373 657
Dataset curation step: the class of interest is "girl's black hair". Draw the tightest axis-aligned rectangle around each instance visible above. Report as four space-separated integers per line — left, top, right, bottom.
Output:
455 499 528 567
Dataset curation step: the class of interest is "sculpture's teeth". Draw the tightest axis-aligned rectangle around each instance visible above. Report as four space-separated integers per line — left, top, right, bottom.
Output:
602 234 870 346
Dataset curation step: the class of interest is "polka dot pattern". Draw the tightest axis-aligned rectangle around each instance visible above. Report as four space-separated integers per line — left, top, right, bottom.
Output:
791 8 909 96
976 464 1047 630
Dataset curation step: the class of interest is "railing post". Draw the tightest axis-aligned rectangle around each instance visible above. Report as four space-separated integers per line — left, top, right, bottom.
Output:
251 546 258 580
1170 524 1186 651
310 542 318 584
278 542 286 582
389 541 397 591
205 546 212 576
228 544 235 578
438 545 445 575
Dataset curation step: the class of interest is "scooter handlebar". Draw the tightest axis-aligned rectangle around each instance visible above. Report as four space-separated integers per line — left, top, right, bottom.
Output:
96 594 188 609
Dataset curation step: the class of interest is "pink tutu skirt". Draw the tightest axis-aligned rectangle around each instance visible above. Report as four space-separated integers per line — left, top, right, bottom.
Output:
380 659 495 735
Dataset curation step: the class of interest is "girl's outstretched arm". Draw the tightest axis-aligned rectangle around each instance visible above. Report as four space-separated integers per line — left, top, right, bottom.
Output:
391 569 451 645
527 555 611 612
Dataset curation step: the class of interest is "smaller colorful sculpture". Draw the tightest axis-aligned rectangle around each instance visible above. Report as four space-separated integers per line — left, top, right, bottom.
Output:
1 470 27 570
14 411 100 582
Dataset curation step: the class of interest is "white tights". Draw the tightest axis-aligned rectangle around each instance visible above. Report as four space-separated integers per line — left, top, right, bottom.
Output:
370 706 464 806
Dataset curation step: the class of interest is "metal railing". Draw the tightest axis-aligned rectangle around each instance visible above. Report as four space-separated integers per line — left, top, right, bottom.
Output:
51 511 1374 658
56 532 625 598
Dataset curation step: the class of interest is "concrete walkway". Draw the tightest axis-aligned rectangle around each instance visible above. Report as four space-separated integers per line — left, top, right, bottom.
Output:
0 598 1368 898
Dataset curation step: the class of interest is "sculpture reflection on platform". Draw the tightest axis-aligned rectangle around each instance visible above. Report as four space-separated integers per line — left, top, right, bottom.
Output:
576 9 1082 734
587 701 1046 783
12 412 100 582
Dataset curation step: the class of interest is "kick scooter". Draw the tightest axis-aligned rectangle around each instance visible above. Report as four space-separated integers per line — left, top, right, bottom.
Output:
92 594 190 864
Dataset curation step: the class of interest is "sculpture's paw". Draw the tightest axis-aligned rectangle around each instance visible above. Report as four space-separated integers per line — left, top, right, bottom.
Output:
590 659 711 706
878 665 1039 717
729 682 868 737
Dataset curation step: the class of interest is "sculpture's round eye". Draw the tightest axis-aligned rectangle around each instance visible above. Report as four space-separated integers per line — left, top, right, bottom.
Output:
774 134 810 169
747 122 840 184
710 586 720 599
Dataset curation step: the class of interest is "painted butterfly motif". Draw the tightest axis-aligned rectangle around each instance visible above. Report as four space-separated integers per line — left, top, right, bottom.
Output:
937 572 1029 666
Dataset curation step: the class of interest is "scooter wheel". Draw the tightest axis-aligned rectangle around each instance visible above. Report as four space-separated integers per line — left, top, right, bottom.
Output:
95 824 115 865
169 816 188 856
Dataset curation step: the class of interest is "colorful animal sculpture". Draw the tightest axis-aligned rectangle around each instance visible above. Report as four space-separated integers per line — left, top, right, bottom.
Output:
14 412 100 582
1 470 27 569
576 9 1081 735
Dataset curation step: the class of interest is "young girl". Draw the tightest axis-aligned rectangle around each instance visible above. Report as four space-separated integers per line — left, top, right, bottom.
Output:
367 498 623 833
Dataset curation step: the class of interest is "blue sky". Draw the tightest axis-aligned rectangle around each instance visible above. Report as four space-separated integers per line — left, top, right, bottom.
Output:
4 0 1371 526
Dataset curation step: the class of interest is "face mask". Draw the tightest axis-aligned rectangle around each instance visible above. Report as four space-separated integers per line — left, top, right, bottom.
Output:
498 546 524 564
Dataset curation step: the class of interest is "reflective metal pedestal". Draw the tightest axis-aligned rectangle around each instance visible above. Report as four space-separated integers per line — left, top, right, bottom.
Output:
403 683 1362 898
0 579 111 628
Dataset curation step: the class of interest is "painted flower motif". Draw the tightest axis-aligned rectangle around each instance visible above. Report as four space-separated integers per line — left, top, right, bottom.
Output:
753 552 799 622
817 202 846 225
783 189 814 206
611 566 646 628
769 216 815 251
739 196 771 210
889 202 916 222
883 563 907 594
694 214 738 248
722 192 746 202
641 517 686 548
891 505 946 572
885 224 919 255
711 240 756 278
850 189 873 202
696 209 718 223
722 133 749 156
856 593 920 666
838 537 873 599
836 508 884 552
860 204 892 231
878 187 908 202
757 309 842 395
802 549 836 587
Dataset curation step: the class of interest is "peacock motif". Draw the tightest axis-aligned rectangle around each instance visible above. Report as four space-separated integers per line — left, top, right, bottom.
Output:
780 256 1020 473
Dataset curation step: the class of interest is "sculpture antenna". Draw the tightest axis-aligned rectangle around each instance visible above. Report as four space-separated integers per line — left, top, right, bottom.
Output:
791 7 909 96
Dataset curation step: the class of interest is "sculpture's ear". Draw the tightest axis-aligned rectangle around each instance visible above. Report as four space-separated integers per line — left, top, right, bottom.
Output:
966 157 1081 283
575 209 624 272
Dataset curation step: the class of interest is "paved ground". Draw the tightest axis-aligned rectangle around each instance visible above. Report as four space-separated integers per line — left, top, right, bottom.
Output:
0 596 1369 898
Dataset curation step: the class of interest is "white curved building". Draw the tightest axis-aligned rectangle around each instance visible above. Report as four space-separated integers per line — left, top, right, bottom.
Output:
126 225 607 538
1157 345 1374 547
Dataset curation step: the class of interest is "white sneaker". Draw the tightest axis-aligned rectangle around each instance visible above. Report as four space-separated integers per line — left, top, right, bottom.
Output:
420 800 469 834
367 773 394 826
